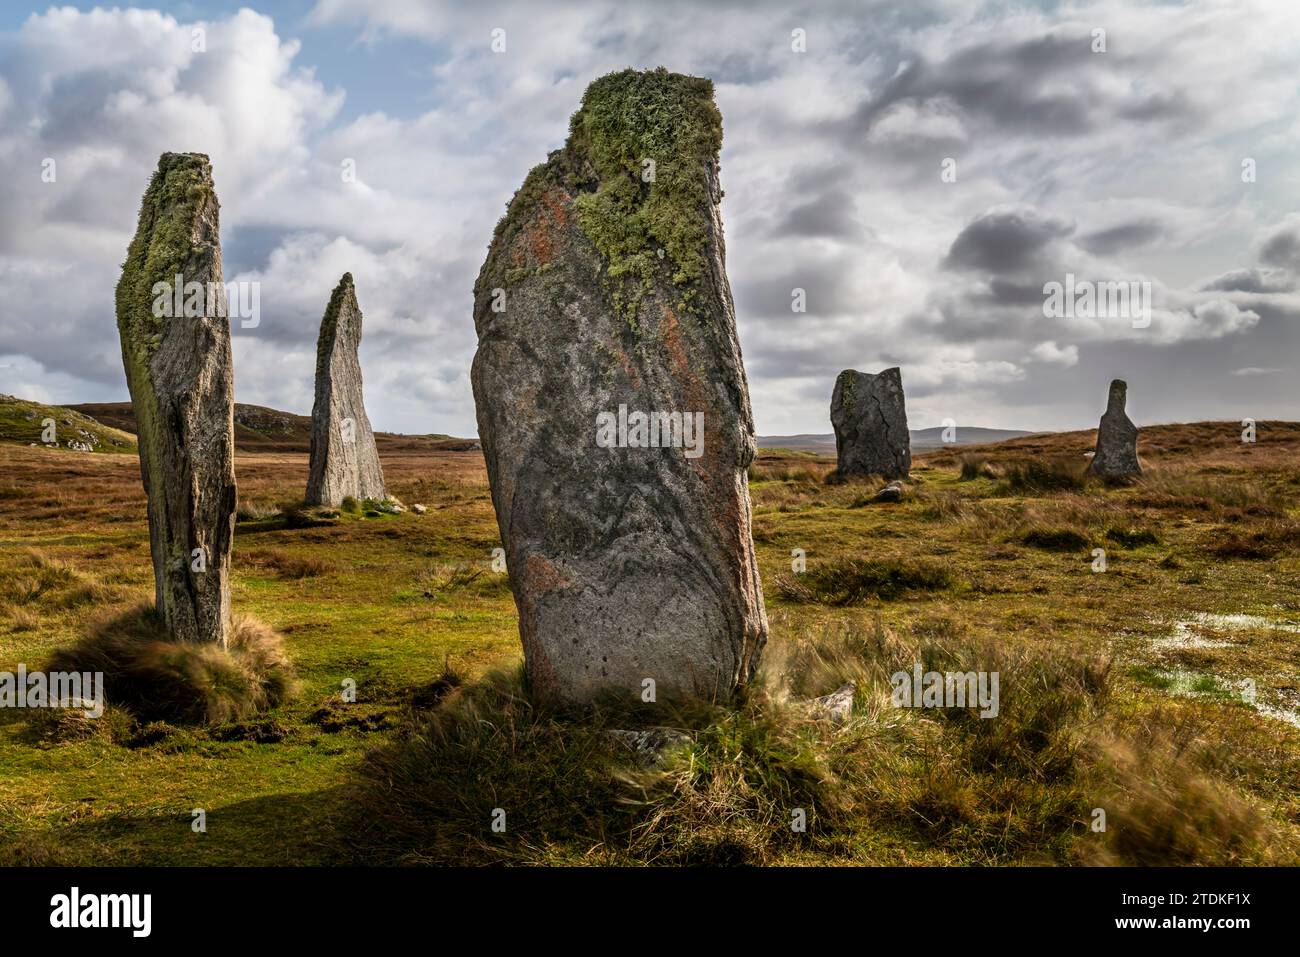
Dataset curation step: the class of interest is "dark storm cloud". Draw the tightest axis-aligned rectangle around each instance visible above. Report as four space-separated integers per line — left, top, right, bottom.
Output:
732 255 865 323
848 36 1093 138
1079 219 1164 256
942 209 1074 275
770 188 859 239
1259 223 1300 269
1198 267 1297 294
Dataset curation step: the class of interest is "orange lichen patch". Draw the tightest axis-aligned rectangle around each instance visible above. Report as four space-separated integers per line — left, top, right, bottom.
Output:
658 302 715 465
515 552 572 697
519 187 572 268
658 304 692 380
539 187 570 228
523 552 571 595
607 341 643 390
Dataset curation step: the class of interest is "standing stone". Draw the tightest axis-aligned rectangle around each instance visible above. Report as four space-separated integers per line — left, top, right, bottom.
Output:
830 367 911 480
305 274 386 506
1088 379 1142 479
114 153 235 647
471 68 767 707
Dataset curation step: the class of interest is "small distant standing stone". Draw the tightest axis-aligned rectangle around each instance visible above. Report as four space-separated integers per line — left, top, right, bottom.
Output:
831 367 911 480
305 274 387 506
1087 379 1142 479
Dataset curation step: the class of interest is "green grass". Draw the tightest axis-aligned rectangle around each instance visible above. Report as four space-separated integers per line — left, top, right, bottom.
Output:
0 395 135 454
1 433 1298 866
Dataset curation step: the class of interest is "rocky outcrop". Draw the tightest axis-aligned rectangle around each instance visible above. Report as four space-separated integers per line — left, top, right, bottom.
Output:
114 152 236 646
471 68 768 707
305 274 386 506
830 367 911 480
1088 379 1142 479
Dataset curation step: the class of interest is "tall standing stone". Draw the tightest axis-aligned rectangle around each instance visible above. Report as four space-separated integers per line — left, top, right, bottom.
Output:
471 68 767 706
114 152 235 647
830 367 911 480
1088 378 1141 479
305 274 386 506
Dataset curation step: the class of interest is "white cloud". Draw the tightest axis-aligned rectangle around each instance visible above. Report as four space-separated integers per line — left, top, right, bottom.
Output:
1029 341 1079 366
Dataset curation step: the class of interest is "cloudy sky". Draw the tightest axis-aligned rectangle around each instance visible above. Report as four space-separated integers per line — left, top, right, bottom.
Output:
1 0 1298 437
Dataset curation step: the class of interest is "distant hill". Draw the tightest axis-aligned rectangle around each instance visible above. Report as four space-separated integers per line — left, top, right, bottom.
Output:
758 426 1036 455
0 394 136 453
58 400 479 454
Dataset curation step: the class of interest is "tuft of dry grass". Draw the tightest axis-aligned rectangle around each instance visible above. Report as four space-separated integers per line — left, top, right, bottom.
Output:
958 454 997 481
45 604 298 724
998 457 1090 494
6 604 40 631
1084 730 1282 865
776 558 956 605
245 548 334 579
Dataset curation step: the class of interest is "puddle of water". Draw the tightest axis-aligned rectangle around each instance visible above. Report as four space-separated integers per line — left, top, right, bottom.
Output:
1256 704 1300 728
1190 612 1300 633
1149 612 1300 650
1151 621 1234 650
1140 666 1300 728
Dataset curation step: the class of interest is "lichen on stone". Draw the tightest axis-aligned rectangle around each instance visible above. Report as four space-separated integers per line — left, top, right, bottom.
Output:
116 153 217 355
113 152 219 523
569 67 722 321
474 68 723 328
837 369 858 411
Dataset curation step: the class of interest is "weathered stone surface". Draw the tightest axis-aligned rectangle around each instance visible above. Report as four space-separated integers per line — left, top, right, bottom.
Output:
810 683 856 725
607 728 693 766
114 152 236 646
873 480 904 503
471 68 768 707
1088 379 1142 479
305 274 386 506
831 367 911 480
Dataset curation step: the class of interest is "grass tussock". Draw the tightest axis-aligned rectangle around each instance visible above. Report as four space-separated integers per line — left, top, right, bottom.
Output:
1105 526 1160 548
45 604 297 724
0 549 133 610
1084 730 1282 865
998 458 1089 494
235 500 281 523
415 563 509 601
245 548 334 579
776 557 956 605
1206 520 1300 560
276 500 339 528
958 454 997 481
1133 472 1289 515
1020 526 1091 552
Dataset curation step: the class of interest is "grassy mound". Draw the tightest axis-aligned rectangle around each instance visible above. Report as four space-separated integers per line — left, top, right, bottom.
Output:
46 604 296 724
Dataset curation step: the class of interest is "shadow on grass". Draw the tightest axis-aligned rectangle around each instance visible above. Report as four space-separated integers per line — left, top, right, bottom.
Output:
1 787 354 867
